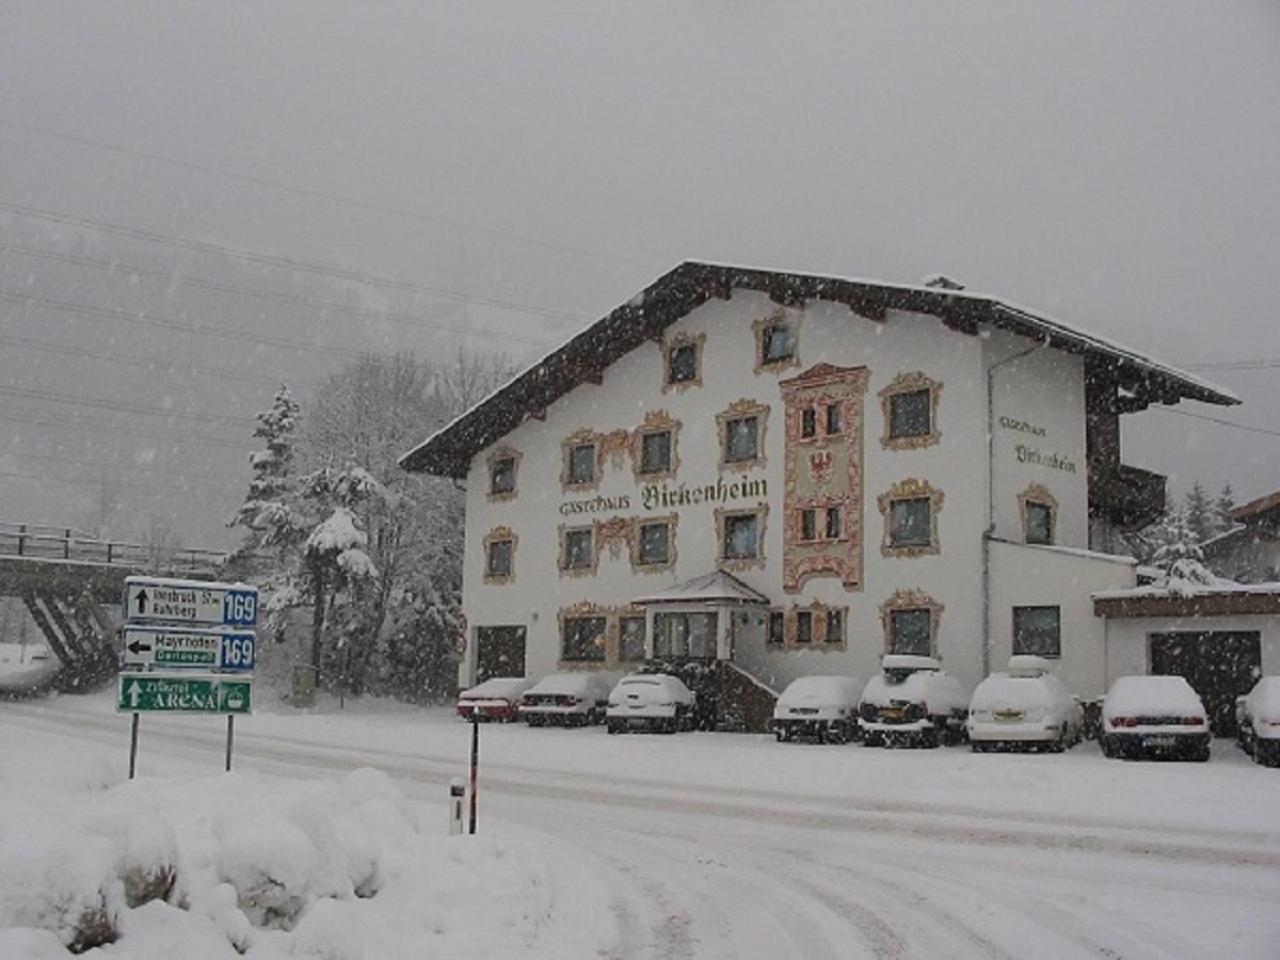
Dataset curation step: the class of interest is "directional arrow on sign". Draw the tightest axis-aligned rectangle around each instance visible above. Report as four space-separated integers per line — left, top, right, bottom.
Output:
134 589 149 614
126 679 142 709
126 638 152 655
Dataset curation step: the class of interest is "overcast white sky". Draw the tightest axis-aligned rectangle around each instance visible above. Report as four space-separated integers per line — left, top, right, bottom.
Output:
1 2 1278 548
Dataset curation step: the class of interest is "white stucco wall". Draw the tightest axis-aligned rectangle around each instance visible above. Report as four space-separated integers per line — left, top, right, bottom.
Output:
984 330 1089 550
988 539 1136 699
459 288 1099 694
1101 613 1280 686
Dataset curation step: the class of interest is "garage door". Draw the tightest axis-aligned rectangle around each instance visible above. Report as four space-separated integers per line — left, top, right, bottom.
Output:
475 626 527 682
1150 632 1261 737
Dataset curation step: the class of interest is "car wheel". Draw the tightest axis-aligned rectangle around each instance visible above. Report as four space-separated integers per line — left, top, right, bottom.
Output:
774 730 785 743
971 741 987 754
919 727 939 749
607 721 622 735
1101 736 1116 759
863 732 883 748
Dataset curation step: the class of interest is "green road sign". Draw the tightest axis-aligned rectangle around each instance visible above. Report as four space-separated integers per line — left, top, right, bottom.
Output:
116 674 252 715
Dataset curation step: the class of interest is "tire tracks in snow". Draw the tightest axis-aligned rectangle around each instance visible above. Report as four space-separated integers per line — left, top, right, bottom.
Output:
6 703 1280 875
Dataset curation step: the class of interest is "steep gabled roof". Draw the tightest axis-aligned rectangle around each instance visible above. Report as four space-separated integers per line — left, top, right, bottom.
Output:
400 261 1239 478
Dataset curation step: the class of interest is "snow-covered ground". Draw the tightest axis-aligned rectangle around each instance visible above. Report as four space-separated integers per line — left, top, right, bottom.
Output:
2 691 1278 958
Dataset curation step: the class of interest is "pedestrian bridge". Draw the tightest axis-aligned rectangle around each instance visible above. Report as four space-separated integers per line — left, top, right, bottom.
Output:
0 522 228 692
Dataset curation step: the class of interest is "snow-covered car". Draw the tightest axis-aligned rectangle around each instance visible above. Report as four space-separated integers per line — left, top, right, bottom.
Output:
519 672 615 726
858 655 969 747
967 655 1083 752
772 675 864 744
456 677 537 722
606 673 695 734
1100 675 1210 761
1236 676 1280 767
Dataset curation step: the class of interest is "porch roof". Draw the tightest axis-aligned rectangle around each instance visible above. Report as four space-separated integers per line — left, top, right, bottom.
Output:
631 570 770 606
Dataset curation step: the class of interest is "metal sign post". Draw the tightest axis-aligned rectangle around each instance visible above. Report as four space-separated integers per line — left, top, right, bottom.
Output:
468 715 480 835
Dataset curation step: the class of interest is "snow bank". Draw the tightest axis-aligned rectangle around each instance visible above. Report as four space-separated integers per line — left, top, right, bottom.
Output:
0 738 579 958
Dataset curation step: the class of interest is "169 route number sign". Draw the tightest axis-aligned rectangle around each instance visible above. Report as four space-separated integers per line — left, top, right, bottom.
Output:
124 576 258 628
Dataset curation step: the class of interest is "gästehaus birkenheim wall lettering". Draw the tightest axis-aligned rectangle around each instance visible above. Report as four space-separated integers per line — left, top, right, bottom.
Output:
999 416 1077 474
559 478 767 516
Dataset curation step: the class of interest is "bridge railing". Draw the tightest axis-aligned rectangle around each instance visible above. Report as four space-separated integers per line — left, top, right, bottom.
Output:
0 522 227 578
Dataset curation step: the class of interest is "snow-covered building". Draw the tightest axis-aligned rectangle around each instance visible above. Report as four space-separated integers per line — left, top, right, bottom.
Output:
1203 490 1280 583
400 262 1244 719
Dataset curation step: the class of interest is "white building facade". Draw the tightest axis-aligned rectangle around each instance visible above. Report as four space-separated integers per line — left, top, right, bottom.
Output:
401 263 1237 709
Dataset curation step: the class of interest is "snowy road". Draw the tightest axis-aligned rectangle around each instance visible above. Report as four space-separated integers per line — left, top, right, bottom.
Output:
4 696 1279 959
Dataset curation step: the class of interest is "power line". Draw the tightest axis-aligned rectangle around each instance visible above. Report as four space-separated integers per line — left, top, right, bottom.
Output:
12 451 246 487
1 242 561 350
1 289 356 358
0 198 589 324
0 467 239 498
0 333 316 390
0 411 246 451
0 115 648 272
1152 406 1280 440
0 385 258 427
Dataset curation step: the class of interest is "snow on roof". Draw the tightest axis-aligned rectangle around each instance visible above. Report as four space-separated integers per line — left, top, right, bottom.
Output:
1231 490 1280 523
1006 541 1138 566
631 570 769 605
399 262 1239 478
880 654 942 672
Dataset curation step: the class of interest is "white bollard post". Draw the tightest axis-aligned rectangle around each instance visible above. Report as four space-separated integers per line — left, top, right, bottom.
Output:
448 777 465 835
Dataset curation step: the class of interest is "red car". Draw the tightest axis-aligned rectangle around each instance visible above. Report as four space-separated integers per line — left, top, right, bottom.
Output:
456 677 537 722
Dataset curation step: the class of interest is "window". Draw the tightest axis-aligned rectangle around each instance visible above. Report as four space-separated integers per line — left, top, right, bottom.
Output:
653 611 717 658
889 389 931 440
637 521 671 566
561 528 594 572
889 608 933 656
489 456 516 497
825 608 843 644
795 611 813 644
879 372 942 450
800 508 817 541
878 478 944 557
562 616 607 662
639 430 672 475
722 512 760 560
800 407 817 439
667 343 698 384
1025 502 1054 545
825 506 842 540
1013 606 1061 658
1019 485 1058 547
485 538 512 578
662 333 704 391
767 609 785 646
724 416 759 463
619 616 647 662
825 402 842 435
890 498 931 547
761 320 796 365
566 443 596 485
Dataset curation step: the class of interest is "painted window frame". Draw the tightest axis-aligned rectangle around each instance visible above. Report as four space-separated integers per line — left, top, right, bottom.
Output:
716 398 770 471
877 478 945 557
662 331 705 392
631 410 682 481
631 514 678 573
558 524 598 577
879 372 943 450
879 588 944 656
1018 483 1058 546
753 310 801 374
486 447 521 501
481 525 517 584
715 504 769 571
